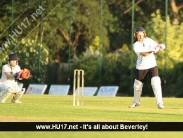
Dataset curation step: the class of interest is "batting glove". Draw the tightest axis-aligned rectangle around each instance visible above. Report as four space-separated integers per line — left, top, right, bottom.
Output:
154 44 165 53
159 44 165 50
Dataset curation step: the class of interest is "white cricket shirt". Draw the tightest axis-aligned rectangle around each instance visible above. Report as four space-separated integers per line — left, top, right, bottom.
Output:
133 37 158 70
0 64 21 81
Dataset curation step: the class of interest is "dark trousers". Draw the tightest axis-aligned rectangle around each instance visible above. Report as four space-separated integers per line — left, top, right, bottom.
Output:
136 66 159 83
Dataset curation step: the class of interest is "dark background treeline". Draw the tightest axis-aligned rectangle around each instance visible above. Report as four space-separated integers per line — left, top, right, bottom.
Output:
0 0 183 97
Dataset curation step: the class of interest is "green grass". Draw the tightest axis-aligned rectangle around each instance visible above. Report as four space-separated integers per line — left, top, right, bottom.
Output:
0 95 183 138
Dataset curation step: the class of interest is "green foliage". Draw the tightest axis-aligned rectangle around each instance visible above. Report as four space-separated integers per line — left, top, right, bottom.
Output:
89 36 100 52
146 9 183 69
14 39 49 88
1 0 183 97
164 62 183 97
144 9 183 97
41 0 112 60
101 45 132 95
71 47 100 86
71 44 132 95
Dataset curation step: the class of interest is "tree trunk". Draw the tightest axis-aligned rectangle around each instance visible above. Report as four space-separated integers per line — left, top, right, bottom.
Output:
170 0 183 24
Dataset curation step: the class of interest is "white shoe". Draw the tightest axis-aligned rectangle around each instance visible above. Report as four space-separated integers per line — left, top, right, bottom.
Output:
21 88 26 93
0 100 5 103
12 100 22 104
129 101 140 108
158 103 165 109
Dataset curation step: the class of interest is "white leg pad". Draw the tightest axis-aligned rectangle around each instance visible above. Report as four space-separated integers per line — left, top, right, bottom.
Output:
0 88 14 103
151 76 163 105
12 88 25 103
133 79 143 104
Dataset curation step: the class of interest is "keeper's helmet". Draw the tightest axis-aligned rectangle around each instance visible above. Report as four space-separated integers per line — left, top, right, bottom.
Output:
8 54 18 61
8 54 18 67
134 26 146 37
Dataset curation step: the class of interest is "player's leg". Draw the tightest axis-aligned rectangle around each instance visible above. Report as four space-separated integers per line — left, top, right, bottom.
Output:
129 79 143 108
0 86 14 103
151 76 164 109
129 69 148 108
150 66 164 109
12 88 25 104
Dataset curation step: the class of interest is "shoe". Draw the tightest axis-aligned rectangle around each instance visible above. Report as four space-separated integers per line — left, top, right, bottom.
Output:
12 100 22 104
21 88 26 93
0 100 5 103
158 103 164 109
129 101 140 108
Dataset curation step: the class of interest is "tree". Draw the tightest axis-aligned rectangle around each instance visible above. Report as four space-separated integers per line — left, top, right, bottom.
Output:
146 9 183 69
107 0 165 50
14 39 49 84
170 0 183 24
27 0 112 62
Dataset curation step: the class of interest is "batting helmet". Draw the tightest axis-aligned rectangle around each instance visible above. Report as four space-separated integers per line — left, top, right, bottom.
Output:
134 26 146 37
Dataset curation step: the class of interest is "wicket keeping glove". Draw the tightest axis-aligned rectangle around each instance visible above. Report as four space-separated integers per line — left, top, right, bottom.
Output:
13 72 20 79
20 68 30 79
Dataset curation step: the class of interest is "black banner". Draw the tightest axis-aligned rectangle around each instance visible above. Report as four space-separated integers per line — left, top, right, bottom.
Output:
0 122 182 131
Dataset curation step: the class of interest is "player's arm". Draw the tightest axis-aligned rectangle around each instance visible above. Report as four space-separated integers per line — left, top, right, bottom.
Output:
148 38 165 53
4 72 15 79
134 42 154 56
154 44 166 53
4 71 21 79
139 44 165 55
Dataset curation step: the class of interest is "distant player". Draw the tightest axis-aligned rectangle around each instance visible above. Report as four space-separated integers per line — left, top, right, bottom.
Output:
0 54 25 103
129 26 165 109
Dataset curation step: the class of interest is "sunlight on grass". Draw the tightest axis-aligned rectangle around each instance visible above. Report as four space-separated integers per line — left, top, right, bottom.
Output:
0 95 183 138
0 95 183 122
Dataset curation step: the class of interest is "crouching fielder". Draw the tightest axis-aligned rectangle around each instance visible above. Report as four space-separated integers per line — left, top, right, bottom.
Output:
0 54 26 104
129 26 165 109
